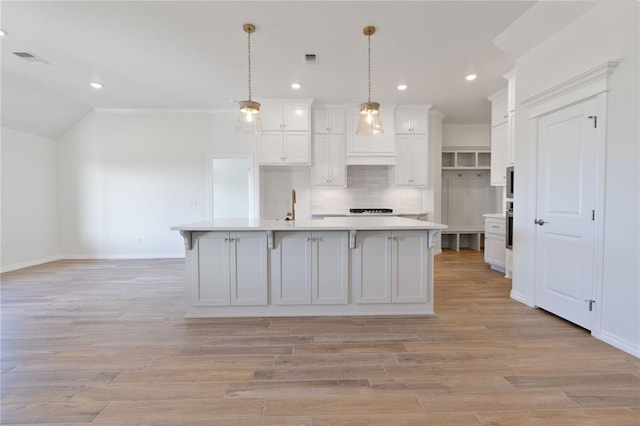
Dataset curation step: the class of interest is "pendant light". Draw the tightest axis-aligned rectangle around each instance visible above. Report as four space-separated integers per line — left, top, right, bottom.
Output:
356 25 383 136
236 23 262 134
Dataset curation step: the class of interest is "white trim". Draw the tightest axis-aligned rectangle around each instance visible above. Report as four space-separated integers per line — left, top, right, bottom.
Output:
61 253 184 260
487 87 507 102
521 60 619 118
510 290 533 307
525 61 617 339
93 108 238 114
207 154 257 220
596 330 640 358
0 255 62 273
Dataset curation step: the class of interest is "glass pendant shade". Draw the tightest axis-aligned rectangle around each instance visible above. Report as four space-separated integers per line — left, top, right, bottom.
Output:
236 99 263 134
356 102 383 135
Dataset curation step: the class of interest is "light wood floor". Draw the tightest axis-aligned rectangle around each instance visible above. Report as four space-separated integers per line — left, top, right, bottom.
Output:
1 249 639 425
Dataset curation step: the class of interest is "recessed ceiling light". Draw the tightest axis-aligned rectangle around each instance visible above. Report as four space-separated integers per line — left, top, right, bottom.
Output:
465 74 477 81
291 82 301 89
397 84 408 91
90 82 103 89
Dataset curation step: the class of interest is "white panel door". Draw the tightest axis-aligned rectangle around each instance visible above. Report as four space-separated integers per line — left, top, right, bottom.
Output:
354 231 392 303
230 232 267 306
468 175 490 229
272 232 312 305
535 98 597 330
311 135 331 185
392 231 427 303
312 232 349 304
195 233 230 306
395 135 413 184
447 178 469 229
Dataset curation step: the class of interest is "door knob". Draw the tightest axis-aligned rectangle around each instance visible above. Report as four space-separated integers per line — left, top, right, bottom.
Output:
534 218 547 226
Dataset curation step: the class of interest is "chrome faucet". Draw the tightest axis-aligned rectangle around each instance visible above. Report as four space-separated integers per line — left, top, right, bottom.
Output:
287 189 296 221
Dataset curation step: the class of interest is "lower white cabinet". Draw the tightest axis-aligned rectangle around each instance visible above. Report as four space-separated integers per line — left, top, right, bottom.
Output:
193 232 268 306
484 216 506 272
271 231 349 305
353 231 427 304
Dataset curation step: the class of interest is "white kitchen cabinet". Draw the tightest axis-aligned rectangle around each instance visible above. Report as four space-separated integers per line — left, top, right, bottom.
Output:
271 231 348 305
489 89 508 127
490 121 508 186
193 232 267 306
395 135 428 186
311 134 346 187
484 216 506 273
261 104 309 131
312 107 345 134
346 109 396 164
504 69 516 166
259 132 310 165
394 108 428 134
353 231 427 304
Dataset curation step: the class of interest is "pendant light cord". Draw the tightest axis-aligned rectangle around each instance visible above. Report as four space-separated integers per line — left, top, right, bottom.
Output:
367 33 371 103
247 29 252 101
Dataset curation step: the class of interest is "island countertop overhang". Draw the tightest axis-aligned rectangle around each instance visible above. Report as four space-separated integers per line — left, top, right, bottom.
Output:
171 216 448 232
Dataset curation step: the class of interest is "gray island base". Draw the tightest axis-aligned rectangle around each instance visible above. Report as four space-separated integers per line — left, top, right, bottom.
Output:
172 217 447 318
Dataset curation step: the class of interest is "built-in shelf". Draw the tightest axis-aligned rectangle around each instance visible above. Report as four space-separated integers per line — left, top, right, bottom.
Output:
442 150 491 170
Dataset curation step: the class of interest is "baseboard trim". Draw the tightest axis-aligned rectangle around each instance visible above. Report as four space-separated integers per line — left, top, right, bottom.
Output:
1 255 62 273
510 290 533 307
61 253 185 260
596 330 640 358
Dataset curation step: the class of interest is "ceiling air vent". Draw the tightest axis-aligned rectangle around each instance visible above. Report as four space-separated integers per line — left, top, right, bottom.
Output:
305 54 318 65
13 51 51 65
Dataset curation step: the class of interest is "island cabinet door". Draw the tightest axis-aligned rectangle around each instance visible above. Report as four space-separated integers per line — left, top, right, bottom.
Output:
392 231 427 303
229 232 268 306
353 231 392 303
193 232 230 306
311 232 349 304
271 232 312 305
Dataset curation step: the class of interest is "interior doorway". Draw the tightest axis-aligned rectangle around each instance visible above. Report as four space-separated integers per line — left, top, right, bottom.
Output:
209 156 256 219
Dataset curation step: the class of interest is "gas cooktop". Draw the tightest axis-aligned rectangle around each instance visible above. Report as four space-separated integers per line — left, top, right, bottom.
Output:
349 208 394 214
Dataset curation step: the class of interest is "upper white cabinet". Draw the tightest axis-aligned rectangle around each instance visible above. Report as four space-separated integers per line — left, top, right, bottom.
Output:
488 89 508 186
262 104 310 131
346 108 396 164
395 107 428 134
395 135 428 187
490 122 508 186
259 101 312 165
312 107 345 134
311 134 346 187
504 69 516 166
489 89 508 127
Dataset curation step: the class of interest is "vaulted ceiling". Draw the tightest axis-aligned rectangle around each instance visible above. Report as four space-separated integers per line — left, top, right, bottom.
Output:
1 1 595 138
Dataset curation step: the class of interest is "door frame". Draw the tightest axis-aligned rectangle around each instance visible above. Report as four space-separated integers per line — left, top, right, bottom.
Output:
207 154 258 219
521 60 618 338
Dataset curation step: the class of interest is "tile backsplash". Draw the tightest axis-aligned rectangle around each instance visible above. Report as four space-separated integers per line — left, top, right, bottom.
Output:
311 166 423 213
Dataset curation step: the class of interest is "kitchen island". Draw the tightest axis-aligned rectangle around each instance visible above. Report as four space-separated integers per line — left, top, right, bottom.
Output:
172 217 447 318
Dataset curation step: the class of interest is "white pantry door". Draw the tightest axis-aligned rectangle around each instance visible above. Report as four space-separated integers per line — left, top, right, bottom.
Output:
535 98 597 330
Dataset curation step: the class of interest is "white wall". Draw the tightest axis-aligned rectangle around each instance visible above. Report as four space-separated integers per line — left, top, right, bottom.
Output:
443 124 490 148
1 127 59 271
513 1 639 355
56 110 258 258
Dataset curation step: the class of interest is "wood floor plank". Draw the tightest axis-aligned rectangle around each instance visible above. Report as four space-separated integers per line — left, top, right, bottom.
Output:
263 395 423 416
1 251 638 425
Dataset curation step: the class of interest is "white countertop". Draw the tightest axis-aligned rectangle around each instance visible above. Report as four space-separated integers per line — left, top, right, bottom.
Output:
311 211 431 217
483 213 506 219
172 216 447 232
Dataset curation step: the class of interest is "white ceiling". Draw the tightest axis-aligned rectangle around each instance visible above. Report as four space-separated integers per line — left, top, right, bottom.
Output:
0 1 593 138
